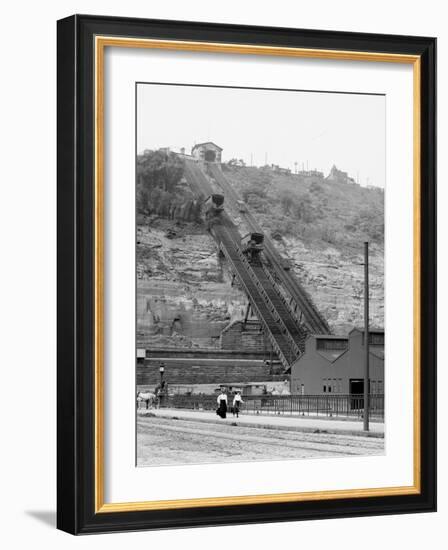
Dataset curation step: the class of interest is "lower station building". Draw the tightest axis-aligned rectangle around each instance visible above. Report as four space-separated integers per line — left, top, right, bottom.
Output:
290 328 384 395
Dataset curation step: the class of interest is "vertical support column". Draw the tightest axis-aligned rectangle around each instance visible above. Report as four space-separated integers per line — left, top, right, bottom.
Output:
363 242 370 431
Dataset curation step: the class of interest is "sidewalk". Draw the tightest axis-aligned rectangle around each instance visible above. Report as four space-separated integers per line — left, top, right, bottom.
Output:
141 408 384 438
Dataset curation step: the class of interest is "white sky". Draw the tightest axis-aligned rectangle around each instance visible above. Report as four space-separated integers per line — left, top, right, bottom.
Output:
137 83 385 188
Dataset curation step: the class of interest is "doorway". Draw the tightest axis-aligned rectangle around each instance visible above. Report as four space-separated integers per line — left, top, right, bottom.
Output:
204 150 216 162
349 378 364 410
349 379 364 394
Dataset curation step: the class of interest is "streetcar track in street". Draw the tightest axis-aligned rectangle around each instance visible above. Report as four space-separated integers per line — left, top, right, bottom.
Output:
140 416 383 449
138 419 383 457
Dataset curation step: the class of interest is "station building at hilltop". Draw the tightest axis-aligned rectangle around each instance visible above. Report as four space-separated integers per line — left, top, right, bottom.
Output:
290 328 384 395
191 142 223 163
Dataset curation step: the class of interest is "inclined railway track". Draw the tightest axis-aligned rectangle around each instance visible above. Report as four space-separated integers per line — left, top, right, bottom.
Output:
208 163 330 335
183 159 327 369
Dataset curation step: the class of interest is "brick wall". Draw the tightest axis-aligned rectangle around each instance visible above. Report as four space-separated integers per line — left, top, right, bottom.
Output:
144 348 269 360
137 356 283 385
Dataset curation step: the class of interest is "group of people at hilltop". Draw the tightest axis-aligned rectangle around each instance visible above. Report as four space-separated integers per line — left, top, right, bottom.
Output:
216 390 244 419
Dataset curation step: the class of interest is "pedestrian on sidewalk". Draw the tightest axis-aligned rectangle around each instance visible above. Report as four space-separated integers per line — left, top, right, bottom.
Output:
216 389 228 419
232 391 244 418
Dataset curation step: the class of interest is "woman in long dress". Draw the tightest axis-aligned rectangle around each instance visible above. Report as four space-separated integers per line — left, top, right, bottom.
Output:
232 391 244 418
216 390 228 419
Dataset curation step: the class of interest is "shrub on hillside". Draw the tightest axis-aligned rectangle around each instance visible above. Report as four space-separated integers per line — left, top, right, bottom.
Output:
136 149 185 215
224 166 384 250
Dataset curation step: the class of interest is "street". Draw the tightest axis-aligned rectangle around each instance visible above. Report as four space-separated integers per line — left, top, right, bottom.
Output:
137 412 384 466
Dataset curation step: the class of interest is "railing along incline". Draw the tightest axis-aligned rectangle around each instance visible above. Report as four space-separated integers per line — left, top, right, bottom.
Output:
260 262 309 347
208 163 330 335
218 218 299 364
231 239 301 360
184 161 297 366
217 226 292 369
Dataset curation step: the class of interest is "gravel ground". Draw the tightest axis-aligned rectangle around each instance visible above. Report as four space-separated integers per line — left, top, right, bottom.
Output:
137 415 384 466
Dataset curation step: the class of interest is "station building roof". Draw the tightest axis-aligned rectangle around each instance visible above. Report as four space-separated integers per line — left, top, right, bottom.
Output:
350 327 384 334
191 141 223 151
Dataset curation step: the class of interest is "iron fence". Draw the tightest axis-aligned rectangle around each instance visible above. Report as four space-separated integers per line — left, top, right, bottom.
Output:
162 393 384 420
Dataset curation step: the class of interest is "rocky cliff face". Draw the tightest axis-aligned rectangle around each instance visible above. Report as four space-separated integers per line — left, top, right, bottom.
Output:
221 164 384 335
137 163 384 348
137 218 248 348
137 216 383 347
275 238 384 335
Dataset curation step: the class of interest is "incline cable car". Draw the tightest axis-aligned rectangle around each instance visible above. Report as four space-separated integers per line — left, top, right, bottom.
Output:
241 232 264 262
204 194 225 228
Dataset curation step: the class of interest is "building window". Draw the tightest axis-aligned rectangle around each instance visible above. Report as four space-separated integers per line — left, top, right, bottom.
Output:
369 332 384 345
316 338 348 351
363 332 384 345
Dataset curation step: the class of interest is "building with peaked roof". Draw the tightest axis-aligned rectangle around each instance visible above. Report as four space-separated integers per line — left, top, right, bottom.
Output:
325 164 357 185
191 142 223 163
290 328 384 395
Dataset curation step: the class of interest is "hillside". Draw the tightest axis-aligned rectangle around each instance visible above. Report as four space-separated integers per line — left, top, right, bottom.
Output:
219 164 384 333
221 164 384 250
136 151 384 347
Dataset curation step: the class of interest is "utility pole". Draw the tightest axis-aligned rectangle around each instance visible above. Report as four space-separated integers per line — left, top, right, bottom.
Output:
363 242 370 431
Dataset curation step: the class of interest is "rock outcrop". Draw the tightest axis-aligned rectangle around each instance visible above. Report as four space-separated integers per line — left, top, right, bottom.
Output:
137 218 249 348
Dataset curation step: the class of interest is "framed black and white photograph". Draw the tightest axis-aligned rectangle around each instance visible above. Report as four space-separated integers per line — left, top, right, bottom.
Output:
57 14 436 534
135 83 386 467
